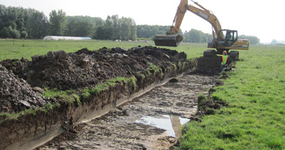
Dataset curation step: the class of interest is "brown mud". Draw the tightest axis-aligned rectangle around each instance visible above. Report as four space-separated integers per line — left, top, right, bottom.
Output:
37 74 219 150
0 46 223 150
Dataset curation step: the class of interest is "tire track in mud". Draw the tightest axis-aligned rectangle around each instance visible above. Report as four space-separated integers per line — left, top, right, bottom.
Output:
38 74 218 150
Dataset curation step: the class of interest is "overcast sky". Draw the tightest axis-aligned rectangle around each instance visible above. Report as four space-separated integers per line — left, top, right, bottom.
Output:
1 0 284 43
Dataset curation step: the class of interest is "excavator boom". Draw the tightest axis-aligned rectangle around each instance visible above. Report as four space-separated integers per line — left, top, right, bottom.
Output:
154 0 188 47
154 0 222 47
154 0 249 52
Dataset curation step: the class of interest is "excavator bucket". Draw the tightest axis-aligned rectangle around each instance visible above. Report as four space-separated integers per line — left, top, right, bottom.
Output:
154 34 183 47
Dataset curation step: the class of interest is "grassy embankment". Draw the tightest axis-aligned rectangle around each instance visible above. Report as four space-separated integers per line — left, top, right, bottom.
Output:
178 45 285 149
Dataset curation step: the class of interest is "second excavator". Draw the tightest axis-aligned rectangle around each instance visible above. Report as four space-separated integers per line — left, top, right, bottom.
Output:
154 0 249 59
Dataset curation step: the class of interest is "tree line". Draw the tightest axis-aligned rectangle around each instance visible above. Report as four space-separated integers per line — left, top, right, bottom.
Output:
183 29 260 45
0 4 260 44
137 25 183 39
184 29 213 43
0 5 48 39
0 5 137 40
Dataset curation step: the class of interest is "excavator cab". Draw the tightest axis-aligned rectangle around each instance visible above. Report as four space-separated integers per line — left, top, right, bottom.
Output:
216 30 238 48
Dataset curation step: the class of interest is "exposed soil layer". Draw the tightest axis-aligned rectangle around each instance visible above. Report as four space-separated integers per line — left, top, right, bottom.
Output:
37 74 219 150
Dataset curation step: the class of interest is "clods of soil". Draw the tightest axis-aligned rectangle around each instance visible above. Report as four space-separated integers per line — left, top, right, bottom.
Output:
0 46 188 114
0 64 52 113
1 47 187 91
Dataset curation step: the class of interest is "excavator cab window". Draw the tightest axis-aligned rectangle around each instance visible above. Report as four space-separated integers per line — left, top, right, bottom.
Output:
217 30 238 47
225 30 237 47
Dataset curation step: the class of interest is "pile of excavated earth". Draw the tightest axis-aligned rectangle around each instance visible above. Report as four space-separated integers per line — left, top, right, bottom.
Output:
0 46 187 114
0 46 224 150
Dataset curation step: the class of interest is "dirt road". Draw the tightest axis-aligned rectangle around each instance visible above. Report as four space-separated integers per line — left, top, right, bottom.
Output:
38 73 218 150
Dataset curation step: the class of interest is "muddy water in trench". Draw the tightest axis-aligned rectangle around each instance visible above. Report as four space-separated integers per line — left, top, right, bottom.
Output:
38 74 218 150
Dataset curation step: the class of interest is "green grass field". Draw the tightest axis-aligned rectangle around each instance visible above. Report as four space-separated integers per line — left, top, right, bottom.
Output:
1 39 285 149
178 45 285 149
0 39 204 61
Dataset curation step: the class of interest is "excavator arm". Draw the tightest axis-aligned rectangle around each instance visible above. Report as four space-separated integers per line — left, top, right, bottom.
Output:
187 1 223 41
169 0 221 38
154 0 188 46
154 0 249 52
168 0 187 35
155 0 224 46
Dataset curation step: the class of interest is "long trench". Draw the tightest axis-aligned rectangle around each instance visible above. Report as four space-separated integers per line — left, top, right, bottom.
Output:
36 73 218 150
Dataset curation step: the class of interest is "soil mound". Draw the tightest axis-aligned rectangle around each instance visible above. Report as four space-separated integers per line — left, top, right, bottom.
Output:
1 46 187 91
0 46 188 113
0 64 51 113
194 56 222 75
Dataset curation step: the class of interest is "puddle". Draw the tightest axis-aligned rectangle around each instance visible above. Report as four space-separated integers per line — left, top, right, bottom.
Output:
135 115 190 137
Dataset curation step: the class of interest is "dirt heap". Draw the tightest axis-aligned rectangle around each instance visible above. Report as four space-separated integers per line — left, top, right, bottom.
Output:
194 56 222 75
0 46 187 114
1 46 186 91
0 64 52 113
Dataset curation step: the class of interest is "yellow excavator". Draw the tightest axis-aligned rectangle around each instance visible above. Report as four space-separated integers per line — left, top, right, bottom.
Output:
154 0 249 59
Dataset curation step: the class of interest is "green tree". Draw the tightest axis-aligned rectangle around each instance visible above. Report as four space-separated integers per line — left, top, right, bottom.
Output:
104 15 113 39
205 33 213 43
93 15 137 41
20 30 28 38
10 28 20 38
184 30 190 42
111 15 120 40
120 17 131 40
271 39 279 45
185 29 206 43
0 5 5 30
95 26 108 40
66 19 76 36
49 10 66 36
129 18 137 41
14 7 26 32
75 21 93 36
0 26 20 38
0 6 23 38
66 16 104 38
0 26 12 38
137 25 167 38
0 5 49 39
26 10 48 38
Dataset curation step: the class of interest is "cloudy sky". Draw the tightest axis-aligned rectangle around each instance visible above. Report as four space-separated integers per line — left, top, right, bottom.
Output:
1 0 284 43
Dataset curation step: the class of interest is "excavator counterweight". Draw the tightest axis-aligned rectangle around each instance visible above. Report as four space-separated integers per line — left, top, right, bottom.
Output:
154 34 183 47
